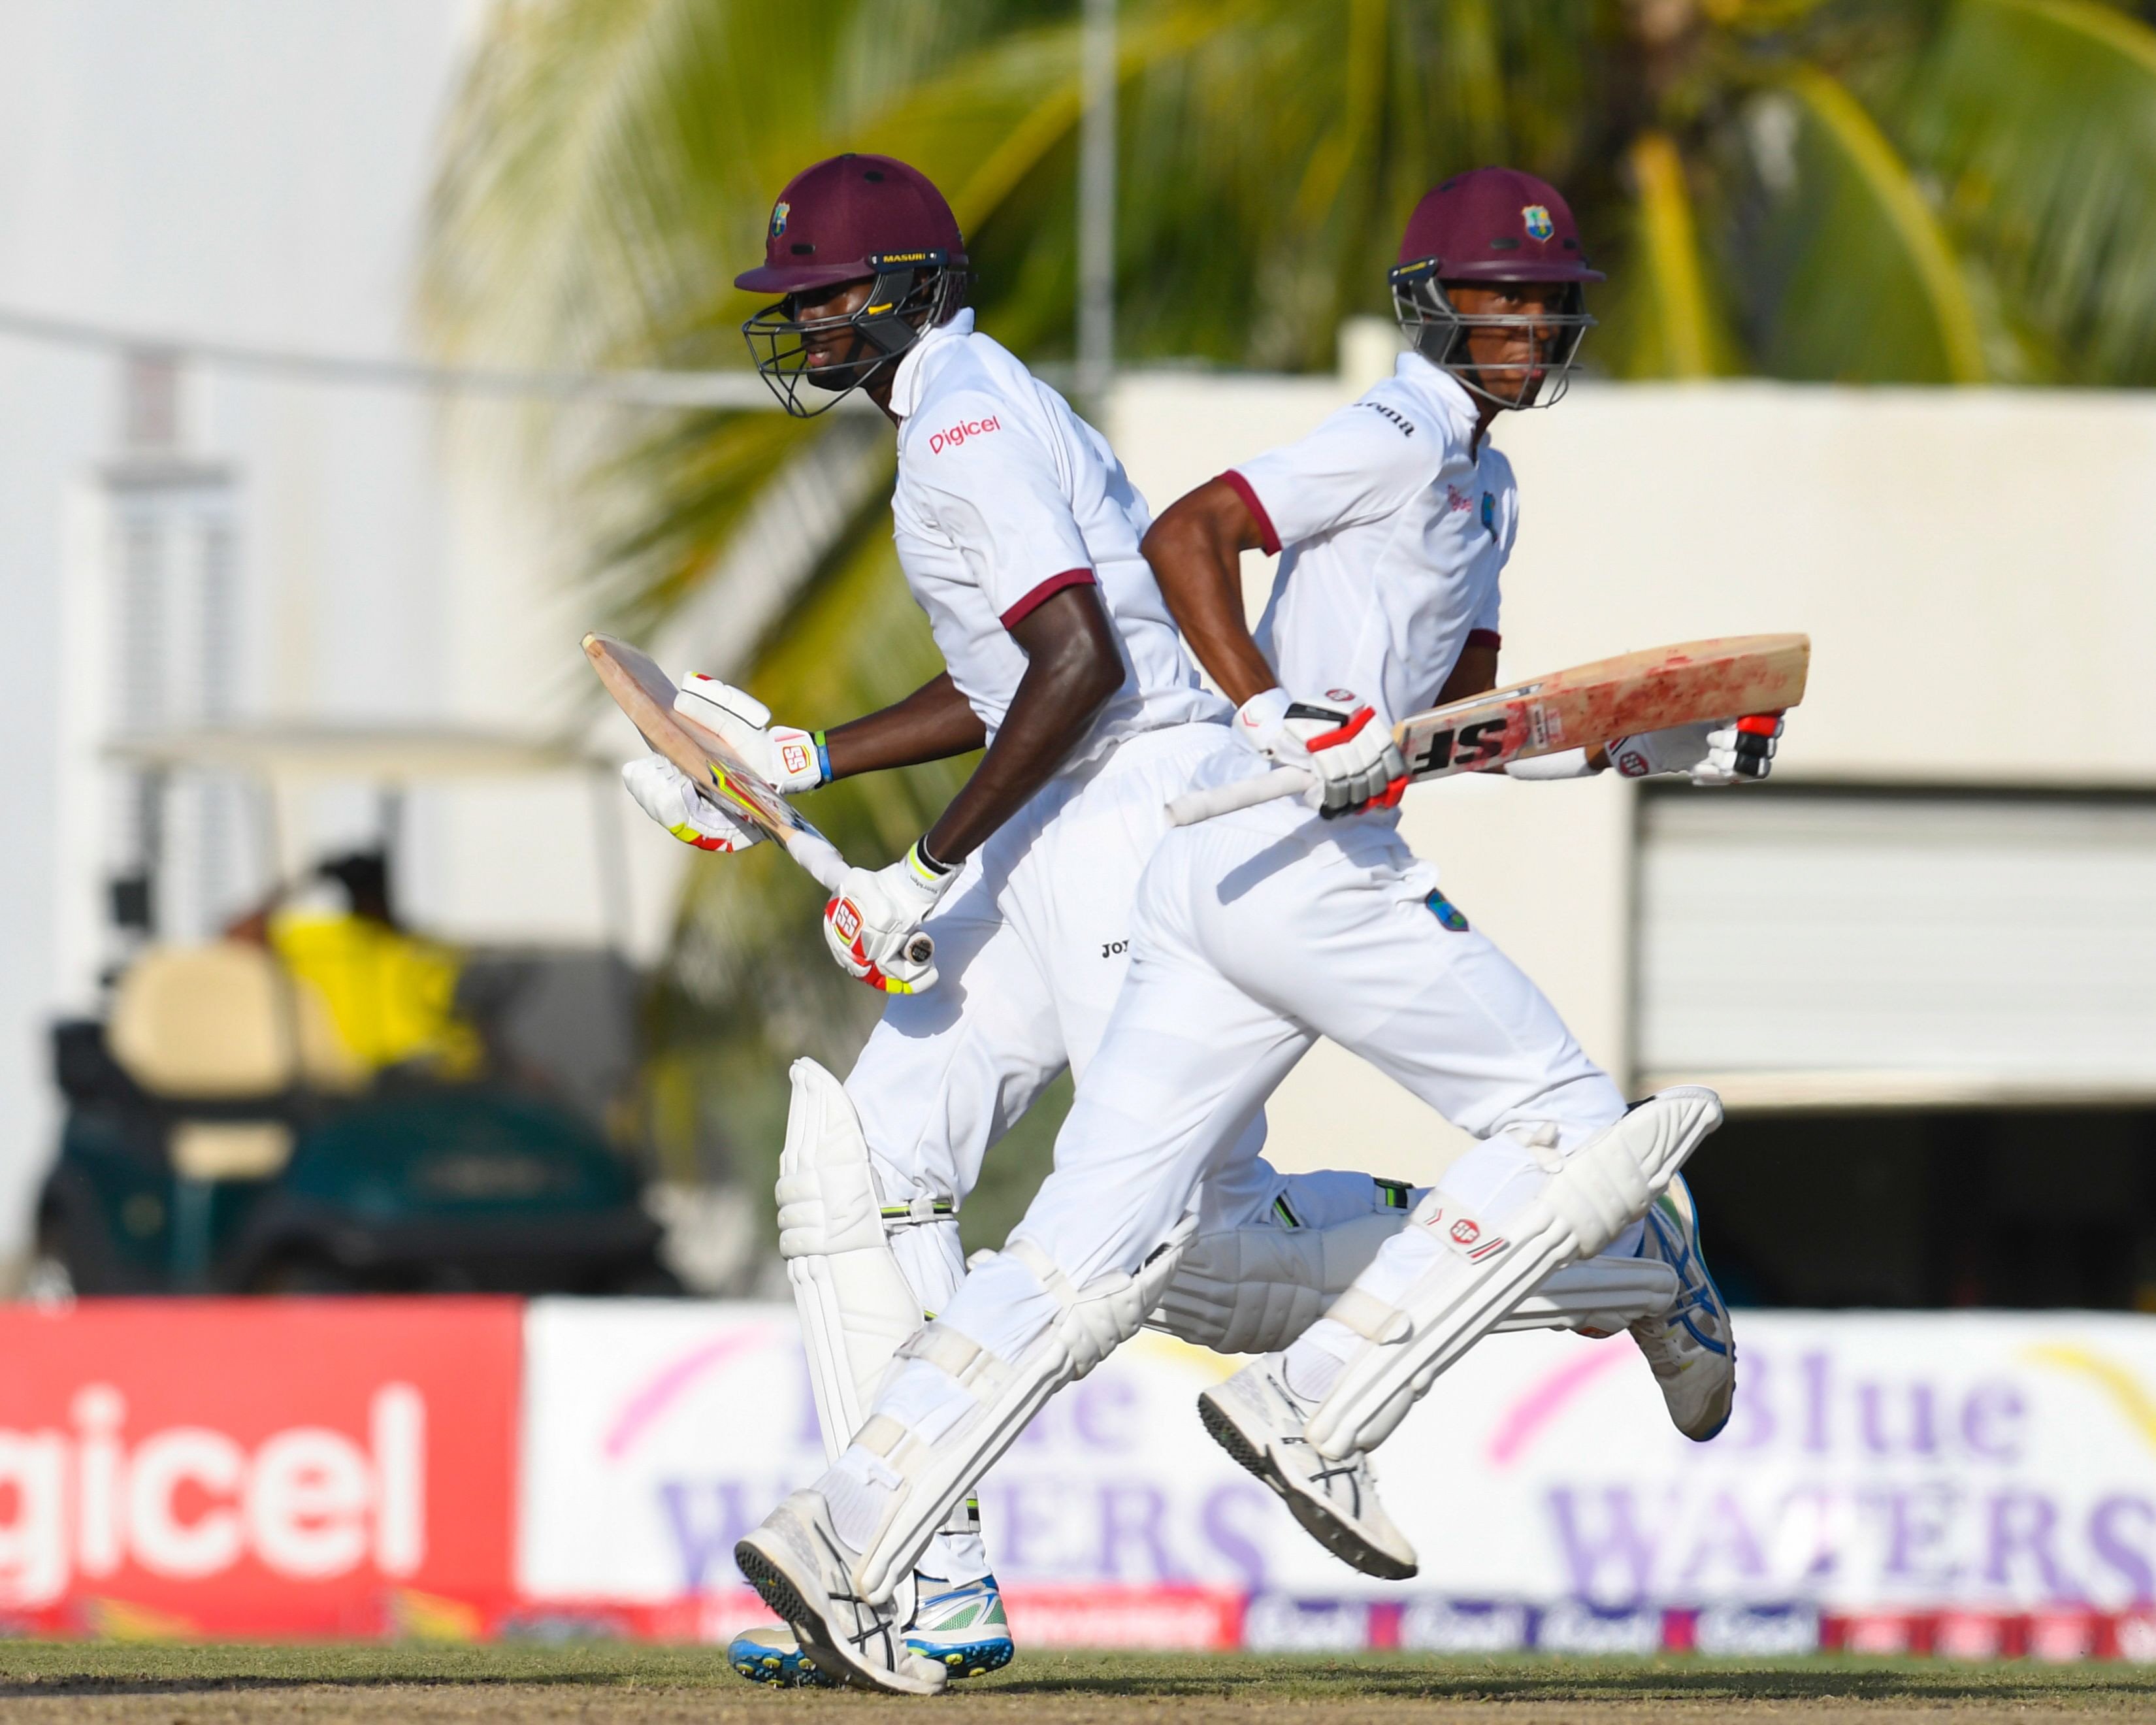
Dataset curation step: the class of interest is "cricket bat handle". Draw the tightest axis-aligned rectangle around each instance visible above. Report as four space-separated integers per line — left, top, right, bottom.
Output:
778 827 936 972
1166 766 1314 827
780 829 851 898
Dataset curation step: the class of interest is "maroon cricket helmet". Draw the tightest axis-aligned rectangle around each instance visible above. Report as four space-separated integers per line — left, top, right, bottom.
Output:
1394 167 1603 285
736 152 966 297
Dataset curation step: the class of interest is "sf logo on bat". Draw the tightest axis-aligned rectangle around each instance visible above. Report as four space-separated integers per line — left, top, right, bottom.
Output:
1408 716 1510 775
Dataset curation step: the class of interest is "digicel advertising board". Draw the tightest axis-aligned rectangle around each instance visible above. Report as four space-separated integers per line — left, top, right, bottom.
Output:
0 1299 520 1636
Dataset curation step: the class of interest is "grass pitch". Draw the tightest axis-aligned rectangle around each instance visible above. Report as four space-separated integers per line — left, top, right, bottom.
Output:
0 1643 2148 1723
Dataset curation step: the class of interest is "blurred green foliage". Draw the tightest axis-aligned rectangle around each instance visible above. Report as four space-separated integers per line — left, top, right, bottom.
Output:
426 0 2156 1254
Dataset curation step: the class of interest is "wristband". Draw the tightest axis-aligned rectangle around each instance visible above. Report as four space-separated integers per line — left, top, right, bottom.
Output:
1503 747 1595 781
811 730 832 786
906 836 955 885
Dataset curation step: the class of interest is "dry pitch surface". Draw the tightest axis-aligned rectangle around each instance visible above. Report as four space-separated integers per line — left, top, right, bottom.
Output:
0 1645 2151 1724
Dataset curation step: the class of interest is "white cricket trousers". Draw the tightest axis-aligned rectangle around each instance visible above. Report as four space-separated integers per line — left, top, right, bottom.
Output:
928 787 1627 1366
844 722 1269 1289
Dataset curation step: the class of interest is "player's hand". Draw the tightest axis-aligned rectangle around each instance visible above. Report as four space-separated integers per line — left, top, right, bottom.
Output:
674 672 828 795
621 757 764 853
1235 687 1409 818
822 842 952 994
1608 714 1783 786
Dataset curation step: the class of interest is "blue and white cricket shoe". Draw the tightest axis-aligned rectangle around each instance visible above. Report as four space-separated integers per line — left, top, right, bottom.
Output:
1629 1173 1735 1440
903 1574 1015 1678
727 1624 830 1688
728 1573 1013 1687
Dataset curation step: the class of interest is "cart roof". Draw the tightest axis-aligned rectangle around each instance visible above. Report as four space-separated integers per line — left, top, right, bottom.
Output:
106 723 607 781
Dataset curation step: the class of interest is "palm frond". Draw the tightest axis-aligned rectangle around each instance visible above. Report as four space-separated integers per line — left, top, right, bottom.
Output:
1734 66 1989 381
1610 129 1733 377
1908 0 2156 382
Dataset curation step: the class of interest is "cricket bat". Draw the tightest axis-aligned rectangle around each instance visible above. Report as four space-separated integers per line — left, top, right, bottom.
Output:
1167 633 1810 826
583 632 853 896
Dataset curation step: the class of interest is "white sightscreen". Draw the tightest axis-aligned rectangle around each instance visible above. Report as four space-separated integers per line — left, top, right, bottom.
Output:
1635 791 2156 1090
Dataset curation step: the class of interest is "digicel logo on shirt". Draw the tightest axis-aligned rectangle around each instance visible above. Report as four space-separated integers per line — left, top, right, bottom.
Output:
929 415 1000 455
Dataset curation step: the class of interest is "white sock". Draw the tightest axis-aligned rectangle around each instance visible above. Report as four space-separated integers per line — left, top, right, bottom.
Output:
1280 1319 1357 1404
923 1515 991 1590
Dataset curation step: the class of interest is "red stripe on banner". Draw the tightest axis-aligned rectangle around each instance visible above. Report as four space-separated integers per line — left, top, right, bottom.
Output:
999 568 1096 630
1218 470 1281 556
1002 1586 1245 1651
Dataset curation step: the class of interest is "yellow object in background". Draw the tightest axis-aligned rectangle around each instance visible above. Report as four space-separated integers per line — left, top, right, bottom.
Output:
270 913 480 1076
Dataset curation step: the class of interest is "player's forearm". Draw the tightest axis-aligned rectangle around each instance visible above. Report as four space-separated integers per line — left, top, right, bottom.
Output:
921 587 1122 864
1143 482 1277 706
822 674 988 780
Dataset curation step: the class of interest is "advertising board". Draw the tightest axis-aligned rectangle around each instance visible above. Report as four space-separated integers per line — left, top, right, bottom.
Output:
0 1299 521 1636
517 1302 2156 1654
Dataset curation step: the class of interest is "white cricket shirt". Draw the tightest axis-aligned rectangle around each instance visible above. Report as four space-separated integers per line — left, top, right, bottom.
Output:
1226 350 1516 737
887 310 1227 762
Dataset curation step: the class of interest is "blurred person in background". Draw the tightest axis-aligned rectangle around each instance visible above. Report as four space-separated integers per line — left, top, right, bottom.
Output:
226 849 479 1078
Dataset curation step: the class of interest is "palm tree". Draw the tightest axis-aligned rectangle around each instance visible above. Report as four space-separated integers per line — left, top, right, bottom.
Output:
425 0 2156 1245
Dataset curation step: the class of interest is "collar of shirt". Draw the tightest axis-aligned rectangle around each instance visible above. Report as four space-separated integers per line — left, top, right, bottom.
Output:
887 307 978 421
1391 348 1482 450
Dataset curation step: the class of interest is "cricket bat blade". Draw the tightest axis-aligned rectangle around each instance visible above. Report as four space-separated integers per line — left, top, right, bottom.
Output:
1168 634 1810 827
582 631 855 896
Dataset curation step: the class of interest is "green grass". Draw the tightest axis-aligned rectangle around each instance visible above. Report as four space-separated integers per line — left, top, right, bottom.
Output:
0 1646 2149 1720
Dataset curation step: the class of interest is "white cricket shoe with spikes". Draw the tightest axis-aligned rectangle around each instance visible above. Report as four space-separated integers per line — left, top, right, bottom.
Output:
1198 1356 1417 1580
1629 1174 1737 1440
734 1492 946 1696
728 1571 1013 1688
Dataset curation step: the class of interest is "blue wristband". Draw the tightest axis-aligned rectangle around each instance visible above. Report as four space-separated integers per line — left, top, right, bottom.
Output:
811 731 832 785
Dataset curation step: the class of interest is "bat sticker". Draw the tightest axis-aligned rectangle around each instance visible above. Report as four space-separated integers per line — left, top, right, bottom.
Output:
1454 717 1509 767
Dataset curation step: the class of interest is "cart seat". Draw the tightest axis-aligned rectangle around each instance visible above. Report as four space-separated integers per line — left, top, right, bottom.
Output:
106 943 363 1180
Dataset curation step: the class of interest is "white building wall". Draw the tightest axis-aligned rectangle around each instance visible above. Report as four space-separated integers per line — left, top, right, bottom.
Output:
1108 351 2156 1183
0 1 687 1257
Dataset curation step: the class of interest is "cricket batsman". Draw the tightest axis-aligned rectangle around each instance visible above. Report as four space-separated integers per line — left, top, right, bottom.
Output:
621 154 1656 1685
731 167 1786 1692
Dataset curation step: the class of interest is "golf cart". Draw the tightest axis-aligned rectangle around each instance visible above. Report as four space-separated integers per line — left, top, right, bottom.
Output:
37 723 676 1296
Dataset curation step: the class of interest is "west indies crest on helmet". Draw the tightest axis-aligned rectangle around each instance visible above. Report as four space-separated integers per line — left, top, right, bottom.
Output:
738 153 971 416
1390 167 1602 411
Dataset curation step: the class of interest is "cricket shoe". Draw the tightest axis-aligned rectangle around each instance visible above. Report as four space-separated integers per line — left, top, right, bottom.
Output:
906 1573 1015 1678
725 1625 830 1688
734 1491 946 1695
1629 1173 1735 1440
1198 1357 1418 1581
727 1575 1012 1689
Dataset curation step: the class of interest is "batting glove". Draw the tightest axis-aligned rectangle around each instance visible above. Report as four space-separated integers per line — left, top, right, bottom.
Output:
822 840 953 994
622 757 762 853
1235 686 1409 819
1608 714 1784 786
674 672 829 795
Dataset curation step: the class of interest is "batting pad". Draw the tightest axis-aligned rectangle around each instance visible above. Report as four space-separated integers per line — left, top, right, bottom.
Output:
1303 1087 1723 1461
848 1223 1196 1604
1153 1213 1682 1356
777 1058 924 1459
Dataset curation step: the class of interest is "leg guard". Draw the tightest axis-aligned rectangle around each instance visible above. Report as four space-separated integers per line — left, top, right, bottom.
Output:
848 1221 1196 1604
1304 1087 1723 1461
776 1058 943 1457
1151 1177 1680 1355
1152 1184 1409 1355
